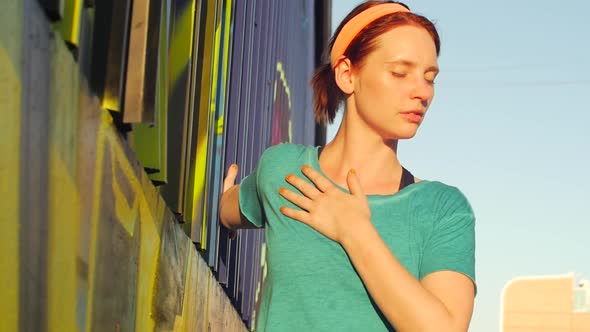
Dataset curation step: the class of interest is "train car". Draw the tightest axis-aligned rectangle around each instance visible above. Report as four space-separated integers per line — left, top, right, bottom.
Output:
0 0 331 330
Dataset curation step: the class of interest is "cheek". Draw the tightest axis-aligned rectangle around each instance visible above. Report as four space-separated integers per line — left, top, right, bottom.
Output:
358 73 384 94
363 74 402 100
427 87 435 104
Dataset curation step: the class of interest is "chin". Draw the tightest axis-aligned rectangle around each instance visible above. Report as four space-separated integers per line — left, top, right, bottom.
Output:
382 126 420 140
397 132 418 140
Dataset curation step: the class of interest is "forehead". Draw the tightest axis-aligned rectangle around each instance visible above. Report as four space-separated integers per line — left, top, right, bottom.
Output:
371 25 438 65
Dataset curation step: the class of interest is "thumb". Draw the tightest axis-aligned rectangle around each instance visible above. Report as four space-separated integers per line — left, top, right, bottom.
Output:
346 169 365 197
223 164 239 193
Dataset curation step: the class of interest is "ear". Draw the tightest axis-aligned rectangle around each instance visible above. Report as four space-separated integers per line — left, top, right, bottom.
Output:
333 58 355 95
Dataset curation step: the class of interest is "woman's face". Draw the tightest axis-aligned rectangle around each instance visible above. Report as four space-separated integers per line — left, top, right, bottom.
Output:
351 25 438 140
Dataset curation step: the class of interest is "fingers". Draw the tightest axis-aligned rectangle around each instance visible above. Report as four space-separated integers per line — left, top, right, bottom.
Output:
223 164 238 193
285 173 322 199
279 187 313 211
346 169 365 197
301 165 334 193
280 206 311 225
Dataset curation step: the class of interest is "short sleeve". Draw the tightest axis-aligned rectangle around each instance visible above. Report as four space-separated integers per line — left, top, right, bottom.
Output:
238 166 265 228
420 187 476 288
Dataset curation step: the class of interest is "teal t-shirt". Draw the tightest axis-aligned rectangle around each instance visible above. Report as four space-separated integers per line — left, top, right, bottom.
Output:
239 143 476 331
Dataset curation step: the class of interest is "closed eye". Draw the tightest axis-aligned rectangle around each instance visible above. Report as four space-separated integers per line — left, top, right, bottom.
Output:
425 73 438 85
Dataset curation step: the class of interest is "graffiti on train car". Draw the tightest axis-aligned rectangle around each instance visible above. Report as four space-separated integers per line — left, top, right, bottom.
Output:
272 61 293 144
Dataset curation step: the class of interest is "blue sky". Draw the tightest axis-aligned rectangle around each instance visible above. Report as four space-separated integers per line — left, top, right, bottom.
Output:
330 1 590 331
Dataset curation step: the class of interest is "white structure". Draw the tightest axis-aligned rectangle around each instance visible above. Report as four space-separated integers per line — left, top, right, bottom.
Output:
500 273 590 332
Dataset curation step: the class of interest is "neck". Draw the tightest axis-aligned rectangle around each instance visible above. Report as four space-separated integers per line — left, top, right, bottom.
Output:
319 106 403 192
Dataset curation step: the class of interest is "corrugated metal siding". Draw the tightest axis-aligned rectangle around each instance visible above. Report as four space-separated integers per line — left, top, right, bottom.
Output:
218 0 321 327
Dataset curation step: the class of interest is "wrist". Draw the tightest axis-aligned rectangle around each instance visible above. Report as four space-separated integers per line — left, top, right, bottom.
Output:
340 217 376 249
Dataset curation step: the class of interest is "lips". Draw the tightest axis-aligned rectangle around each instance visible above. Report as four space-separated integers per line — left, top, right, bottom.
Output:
399 111 424 123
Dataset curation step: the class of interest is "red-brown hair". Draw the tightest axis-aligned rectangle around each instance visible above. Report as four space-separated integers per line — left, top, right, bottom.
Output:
311 1 440 124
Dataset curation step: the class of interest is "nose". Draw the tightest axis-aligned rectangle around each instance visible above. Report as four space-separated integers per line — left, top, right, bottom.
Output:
411 76 433 106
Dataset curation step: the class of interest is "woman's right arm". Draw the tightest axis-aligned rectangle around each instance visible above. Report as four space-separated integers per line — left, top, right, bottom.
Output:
219 164 258 230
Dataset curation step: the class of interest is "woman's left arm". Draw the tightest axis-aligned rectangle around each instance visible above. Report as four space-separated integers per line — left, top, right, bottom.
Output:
279 166 474 332
340 222 474 332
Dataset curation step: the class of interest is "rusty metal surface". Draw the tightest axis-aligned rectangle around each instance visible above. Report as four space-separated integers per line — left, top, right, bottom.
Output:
123 0 161 124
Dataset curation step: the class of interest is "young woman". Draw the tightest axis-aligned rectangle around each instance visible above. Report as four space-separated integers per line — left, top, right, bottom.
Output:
220 1 476 331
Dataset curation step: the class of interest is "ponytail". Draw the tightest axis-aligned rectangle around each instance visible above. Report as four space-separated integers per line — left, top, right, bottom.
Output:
311 63 344 124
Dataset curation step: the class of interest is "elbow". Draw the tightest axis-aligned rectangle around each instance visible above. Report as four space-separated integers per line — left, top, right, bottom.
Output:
416 325 458 332
399 314 466 332
220 216 237 231
219 215 230 230
219 210 240 240
218 194 234 231
219 203 237 231
426 318 468 332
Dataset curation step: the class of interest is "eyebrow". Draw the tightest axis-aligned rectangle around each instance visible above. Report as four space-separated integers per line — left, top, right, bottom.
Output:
386 60 439 73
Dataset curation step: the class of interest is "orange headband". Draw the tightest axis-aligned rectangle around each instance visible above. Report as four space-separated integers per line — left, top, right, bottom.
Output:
330 3 410 67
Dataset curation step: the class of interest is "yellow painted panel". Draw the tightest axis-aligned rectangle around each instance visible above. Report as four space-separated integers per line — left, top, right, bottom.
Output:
198 0 224 246
0 43 21 332
133 197 160 332
43 32 82 332
112 176 139 236
187 0 218 245
84 110 112 332
169 1 196 85
47 145 81 332
87 110 169 330
54 0 83 46
0 2 22 331
105 122 163 331
172 243 196 332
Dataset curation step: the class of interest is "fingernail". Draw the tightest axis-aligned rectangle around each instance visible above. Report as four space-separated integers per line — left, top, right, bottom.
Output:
231 164 237 170
279 187 285 195
301 165 308 172
285 174 292 181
